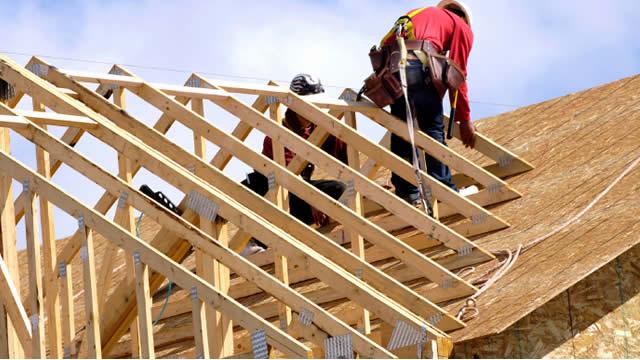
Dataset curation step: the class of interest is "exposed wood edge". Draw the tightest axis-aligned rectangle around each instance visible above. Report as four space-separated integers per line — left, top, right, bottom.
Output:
0 115 28 128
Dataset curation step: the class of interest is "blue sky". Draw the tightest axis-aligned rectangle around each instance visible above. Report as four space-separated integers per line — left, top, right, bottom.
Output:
1 0 639 249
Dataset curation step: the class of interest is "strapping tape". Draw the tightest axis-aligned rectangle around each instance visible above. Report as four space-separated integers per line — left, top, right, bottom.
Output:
251 329 269 359
325 334 353 359
471 213 487 225
27 63 48 77
77 215 85 229
190 286 198 301
427 313 443 326
338 92 356 102
31 314 39 329
339 180 355 205
186 77 201 88
63 346 71 359
79 246 89 263
133 251 141 265
440 276 454 289
488 183 503 194
498 154 513 168
117 191 129 209
298 308 314 326
21 180 29 193
265 96 280 105
267 171 277 191
58 261 67 278
187 190 219 222
457 245 473 257
387 320 427 351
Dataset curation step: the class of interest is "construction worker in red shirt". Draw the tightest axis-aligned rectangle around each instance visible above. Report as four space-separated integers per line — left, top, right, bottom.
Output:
379 1 475 205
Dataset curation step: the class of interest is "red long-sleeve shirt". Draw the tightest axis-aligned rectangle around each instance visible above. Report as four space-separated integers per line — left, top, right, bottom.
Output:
384 7 474 123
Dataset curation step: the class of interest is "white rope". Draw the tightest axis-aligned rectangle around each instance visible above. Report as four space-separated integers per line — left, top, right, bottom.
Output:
457 153 640 321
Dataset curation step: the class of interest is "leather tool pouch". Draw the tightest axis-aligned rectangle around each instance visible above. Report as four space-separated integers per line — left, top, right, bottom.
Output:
363 68 403 108
423 52 465 98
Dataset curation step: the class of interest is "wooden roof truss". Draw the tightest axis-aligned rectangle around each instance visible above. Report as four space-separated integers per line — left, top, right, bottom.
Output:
0 54 532 358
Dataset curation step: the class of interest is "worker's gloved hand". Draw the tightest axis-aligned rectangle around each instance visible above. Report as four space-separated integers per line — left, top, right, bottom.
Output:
459 120 476 148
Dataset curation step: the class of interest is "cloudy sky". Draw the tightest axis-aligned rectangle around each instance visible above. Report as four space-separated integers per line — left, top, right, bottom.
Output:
1 0 639 248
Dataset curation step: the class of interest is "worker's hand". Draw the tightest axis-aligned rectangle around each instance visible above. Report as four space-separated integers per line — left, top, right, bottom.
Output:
459 120 476 148
312 208 329 227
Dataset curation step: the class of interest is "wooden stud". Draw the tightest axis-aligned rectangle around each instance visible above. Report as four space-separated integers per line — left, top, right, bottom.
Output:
191 97 234 357
79 221 102 359
59 261 75 358
0 125 24 358
133 252 155 359
23 184 46 357
190 287 210 359
268 102 292 333
344 111 371 335
33 98 64 359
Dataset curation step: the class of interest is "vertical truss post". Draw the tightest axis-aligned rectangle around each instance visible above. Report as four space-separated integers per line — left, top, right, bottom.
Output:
32 98 64 358
132 252 154 358
79 218 102 359
190 287 209 359
59 260 75 358
113 87 142 358
0 125 24 358
268 101 292 333
23 182 46 357
344 111 371 335
191 97 234 357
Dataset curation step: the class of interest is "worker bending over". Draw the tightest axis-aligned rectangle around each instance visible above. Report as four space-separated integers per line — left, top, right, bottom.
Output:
368 0 476 205
241 74 348 255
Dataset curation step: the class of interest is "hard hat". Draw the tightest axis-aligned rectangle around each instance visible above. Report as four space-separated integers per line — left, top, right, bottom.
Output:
289 74 325 96
437 0 473 28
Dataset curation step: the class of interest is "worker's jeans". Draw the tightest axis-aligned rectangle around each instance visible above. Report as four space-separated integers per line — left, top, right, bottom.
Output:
390 60 457 203
242 171 345 247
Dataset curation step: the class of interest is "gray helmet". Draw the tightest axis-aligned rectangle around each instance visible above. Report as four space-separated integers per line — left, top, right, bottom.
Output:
289 73 325 95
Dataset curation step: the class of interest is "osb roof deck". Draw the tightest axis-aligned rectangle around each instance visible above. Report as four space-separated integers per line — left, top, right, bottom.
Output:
445 74 640 341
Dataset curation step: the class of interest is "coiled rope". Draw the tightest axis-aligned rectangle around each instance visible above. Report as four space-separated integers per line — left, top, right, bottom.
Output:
456 154 640 321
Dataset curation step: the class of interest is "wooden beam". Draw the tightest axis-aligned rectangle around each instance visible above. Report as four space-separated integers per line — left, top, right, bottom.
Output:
23 184 46 357
33 98 64 358
0 59 410 356
133 252 155 359
18 110 97 129
190 288 210 359
0 125 24 358
79 221 102 359
59 261 75 358
191 97 233 357
0 151 313 359
268 101 292 333
0 105 395 359
0 115 28 128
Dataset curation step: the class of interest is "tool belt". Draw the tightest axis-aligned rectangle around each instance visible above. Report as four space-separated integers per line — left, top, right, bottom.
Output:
361 40 466 107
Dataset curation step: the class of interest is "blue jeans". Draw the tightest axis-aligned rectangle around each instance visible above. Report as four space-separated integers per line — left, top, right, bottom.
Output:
390 60 457 203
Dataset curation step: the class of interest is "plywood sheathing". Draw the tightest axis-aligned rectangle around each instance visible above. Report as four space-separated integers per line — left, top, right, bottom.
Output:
452 243 640 358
